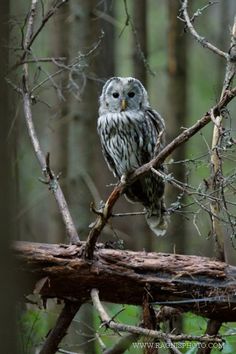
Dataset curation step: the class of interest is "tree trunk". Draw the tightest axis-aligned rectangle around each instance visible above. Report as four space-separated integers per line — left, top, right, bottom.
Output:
96 0 115 80
14 241 236 322
131 0 155 252
216 1 230 92
0 1 17 352
47 3 71 244
67 1 102 352
132 0 148 87
167 0 188 254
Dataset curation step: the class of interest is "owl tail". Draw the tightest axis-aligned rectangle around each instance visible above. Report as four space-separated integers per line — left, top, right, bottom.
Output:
145 199 168 237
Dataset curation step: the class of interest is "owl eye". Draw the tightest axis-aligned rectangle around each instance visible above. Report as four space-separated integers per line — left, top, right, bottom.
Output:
128 92 135 98
112 92 119 98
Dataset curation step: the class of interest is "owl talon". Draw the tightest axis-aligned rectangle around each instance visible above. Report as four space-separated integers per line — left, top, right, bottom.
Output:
120 174 128 184
90 202 104 216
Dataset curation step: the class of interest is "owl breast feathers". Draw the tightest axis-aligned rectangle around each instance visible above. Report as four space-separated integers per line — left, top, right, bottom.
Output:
97 77 168 236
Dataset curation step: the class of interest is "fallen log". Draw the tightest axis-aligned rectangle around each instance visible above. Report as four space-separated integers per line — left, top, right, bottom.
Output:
14 241 236 321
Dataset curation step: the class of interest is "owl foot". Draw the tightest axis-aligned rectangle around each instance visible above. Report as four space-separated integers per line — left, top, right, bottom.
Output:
120 173 128 184
90 201 105 217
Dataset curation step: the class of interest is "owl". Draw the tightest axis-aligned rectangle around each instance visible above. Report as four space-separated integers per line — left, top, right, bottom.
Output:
97 77 167 236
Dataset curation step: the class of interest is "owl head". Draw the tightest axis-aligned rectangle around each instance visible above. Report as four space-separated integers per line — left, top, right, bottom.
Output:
99 77 149 115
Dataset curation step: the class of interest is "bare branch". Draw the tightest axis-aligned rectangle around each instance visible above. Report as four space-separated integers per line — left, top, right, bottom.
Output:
23 0 39 53
39 301 81 354
190 1 218 23
30 30 104 95
111 211 146 217
21 0 79 244
180 0 228 59
91 289 223 344
21 0 69 62
84 182 125 259
209 15 236 262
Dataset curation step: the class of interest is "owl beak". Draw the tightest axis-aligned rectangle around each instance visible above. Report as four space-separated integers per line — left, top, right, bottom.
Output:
121 99 127 111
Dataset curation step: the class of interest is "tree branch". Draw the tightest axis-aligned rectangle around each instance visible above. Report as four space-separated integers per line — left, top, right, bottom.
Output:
90 289 222 346
209 15 236 262
14 241 236 322
198 13 236 354
180 0 228 59
39 301 81 354
21 0 69 63
22 0 79 244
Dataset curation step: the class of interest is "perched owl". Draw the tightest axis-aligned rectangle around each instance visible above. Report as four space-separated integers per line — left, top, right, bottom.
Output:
97 77 167 236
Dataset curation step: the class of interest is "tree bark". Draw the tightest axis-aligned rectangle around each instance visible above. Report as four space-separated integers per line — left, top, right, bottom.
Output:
167 0 188 254
132 0 148 87
132 0 155 253
0 1 18 352
68 2 101 351
47 3 71 244
14 241 236 322
39 301 81 354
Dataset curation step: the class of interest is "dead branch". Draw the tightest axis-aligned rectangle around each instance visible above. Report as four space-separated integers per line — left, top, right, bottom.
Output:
90 289 222 347
22 0 79 244
209 15 236 262
21 0 69 63
91 289 183 354
14 241 236 322
180 0 228 59
39 301 81 354
84 87 236 259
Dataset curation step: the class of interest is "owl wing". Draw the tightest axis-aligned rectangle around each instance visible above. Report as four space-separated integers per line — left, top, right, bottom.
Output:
141 109 166 163
125 108 166 210
101 143 119 177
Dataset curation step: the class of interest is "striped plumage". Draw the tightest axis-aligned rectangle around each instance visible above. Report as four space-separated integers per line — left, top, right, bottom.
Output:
97 77 167 236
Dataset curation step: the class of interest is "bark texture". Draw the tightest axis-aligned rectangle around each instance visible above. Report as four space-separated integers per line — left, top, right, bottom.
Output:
167 0 188 253
14 241 236 322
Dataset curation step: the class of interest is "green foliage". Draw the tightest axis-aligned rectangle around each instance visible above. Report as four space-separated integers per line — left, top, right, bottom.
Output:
17 307 50 354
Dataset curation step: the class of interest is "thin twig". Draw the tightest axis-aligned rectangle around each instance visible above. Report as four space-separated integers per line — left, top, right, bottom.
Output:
30 30 104 94
21 0 69 62
190 1 218 23
103 333 139 354
112 211 146 217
